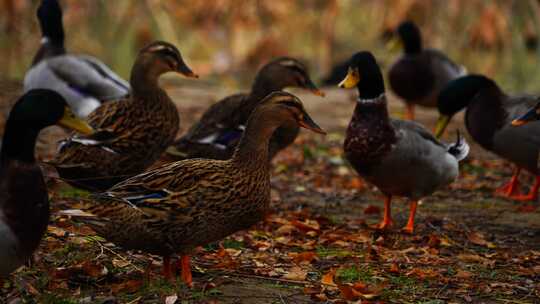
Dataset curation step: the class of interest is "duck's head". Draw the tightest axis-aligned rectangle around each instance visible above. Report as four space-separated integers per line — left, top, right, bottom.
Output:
255 57 325 97
512 102 540 126
37 0 64 46
435 74 497 137
257 91 326 134
137 41 198 79
338 51 385 99
387 21 422 54
7 89 94 135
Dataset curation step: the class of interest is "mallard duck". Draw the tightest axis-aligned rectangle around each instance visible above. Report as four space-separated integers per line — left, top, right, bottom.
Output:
167 57 324 160
388 21 466 120
51 41 198 191
24 0 130 118
435 75 540 201
339 51 469 233
64 92 325 286
0 89 93 277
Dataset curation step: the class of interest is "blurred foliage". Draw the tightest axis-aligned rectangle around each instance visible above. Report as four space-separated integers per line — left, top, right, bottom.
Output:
2 0 540 92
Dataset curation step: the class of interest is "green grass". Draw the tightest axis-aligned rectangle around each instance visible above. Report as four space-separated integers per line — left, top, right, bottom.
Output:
316 246 361 258
335 265 374 283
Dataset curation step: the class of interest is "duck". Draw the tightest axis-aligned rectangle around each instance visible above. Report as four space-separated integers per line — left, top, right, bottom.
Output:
51 41 198 192
63 91 325 286
166 57 324 161
339 51 469 233
388 21 467 120
24 0 130 118
0 89 93 277
435 75 540 201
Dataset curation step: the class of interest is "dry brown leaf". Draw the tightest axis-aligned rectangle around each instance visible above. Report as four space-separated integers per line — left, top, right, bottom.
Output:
282 266 307 281
110 280 142 294
290 251 318 264
468 232 496 248
321 268 337 287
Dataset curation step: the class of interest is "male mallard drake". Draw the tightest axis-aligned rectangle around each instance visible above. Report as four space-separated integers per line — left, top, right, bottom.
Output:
24 0 130 118
65 92 325 286
388 21 466 120
51 41 198 191
435 75 540 201
340 52 469 233
0 89 93 277
167 57 324 160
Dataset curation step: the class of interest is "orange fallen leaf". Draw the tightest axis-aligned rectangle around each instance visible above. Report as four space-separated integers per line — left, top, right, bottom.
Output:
389 262 400 274
468 232 496 248
291 219 320 232
290 251 318 264
321 268 337 287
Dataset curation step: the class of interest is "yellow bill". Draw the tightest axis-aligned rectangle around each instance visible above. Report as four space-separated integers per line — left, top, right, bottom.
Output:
338 67 360 89
58 107 94 135
434 115 451 138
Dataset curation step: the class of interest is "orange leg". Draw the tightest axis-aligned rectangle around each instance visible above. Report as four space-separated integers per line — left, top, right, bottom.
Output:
377 196 394 230
180 256 193 288
495 167 521 197
509 175 540 201
162 256 174 282
401 200 418 234
405 103 415 120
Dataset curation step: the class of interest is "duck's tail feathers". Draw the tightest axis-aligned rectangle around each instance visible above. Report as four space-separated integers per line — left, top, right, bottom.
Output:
446 130 469 162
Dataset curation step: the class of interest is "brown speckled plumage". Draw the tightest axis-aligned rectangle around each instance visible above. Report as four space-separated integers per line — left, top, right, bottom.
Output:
70 92 325 283
52 41 197 191
168 57 323 161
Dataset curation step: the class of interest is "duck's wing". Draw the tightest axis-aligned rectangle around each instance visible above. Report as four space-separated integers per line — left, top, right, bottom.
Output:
503 95 540 120
76 55 130 95
26 55 128 101
423 49 467 83
392 119 446 148
47 55 129 100
82 159 228 221
178 94 247 147
492 115 540 172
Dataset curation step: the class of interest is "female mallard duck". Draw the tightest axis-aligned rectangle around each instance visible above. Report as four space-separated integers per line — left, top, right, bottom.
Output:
340 51 469 233
0 89 93 277
167 57 324 160
51 41 198 191
24 0 130 118
65 92 325 286
388 21 466 120
435 75 540 201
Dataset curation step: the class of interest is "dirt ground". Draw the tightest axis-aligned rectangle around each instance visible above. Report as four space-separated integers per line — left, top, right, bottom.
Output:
2 83 539 303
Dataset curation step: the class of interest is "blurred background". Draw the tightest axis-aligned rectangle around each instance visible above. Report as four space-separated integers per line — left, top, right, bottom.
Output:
2 0 540 92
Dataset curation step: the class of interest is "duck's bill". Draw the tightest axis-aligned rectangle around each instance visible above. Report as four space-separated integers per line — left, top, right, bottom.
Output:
434 115 451 138
304 79 326 97
178 61 199 78
338 67 360 89
59 107 94 135
511 108 540 126
298 112 326 135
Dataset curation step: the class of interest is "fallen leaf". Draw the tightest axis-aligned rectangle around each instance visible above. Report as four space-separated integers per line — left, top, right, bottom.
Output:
321 268 337 287
468 232 496 248
282 266 307 281
165 294 178 304
389 263 400 274
456 270 473 279
110 280 142 294
290 251 318 264
291 219 320 232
